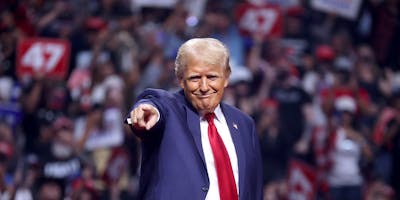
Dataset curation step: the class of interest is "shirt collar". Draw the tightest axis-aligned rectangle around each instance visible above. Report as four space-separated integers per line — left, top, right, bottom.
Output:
214 105 223 122
201 105 223 122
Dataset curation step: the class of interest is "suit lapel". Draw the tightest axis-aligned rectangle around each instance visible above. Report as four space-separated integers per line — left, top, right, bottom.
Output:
185 106 206 166
221 104 246 197
177 90 207 170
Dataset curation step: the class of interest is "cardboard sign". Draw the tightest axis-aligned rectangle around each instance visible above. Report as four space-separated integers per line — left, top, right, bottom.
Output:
287 159 317 200
236 3 283 38
16 38 70 80
311 0 362 20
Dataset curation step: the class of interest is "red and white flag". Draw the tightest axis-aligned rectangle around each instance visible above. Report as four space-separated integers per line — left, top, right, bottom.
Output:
235 3 283 38
287 159 317 200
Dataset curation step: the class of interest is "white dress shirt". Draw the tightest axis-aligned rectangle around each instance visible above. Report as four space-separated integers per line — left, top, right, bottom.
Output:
200 105 239 199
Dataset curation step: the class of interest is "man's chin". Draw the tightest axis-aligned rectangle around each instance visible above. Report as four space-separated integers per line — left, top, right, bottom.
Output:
196 105 216 115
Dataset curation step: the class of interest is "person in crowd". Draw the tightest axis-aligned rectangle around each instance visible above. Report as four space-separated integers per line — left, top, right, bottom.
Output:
382 91 400 198
34 178 63 200
126 38 263 199
21 78 69 155
37 116 82 198
202 3 245 68
269 65 314 166
327 97 373 200
257 99 288 199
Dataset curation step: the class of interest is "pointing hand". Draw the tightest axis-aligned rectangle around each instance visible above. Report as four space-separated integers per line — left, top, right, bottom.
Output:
129 104 159 130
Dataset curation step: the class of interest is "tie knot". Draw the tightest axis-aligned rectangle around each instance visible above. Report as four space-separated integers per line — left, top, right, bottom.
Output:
204 112 215 123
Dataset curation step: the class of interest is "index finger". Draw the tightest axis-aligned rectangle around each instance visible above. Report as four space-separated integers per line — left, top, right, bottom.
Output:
128 104 157 127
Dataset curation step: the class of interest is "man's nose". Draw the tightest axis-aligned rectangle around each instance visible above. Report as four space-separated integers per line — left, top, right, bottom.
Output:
199 77 209 92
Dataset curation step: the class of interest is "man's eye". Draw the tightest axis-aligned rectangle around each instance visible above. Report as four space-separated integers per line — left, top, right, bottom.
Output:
208 75 219 81
188 76 200 82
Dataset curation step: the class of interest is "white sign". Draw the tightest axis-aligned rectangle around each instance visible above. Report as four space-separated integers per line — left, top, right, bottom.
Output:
248 0 300 8
133 0 177 8
311 0 362 20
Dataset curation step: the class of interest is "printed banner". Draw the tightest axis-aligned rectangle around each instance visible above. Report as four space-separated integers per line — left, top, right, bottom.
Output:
133 0 177 8
16 38 70 80
311 0 362 20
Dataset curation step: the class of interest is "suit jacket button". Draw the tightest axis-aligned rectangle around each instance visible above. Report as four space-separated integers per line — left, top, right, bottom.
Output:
201 186 208 192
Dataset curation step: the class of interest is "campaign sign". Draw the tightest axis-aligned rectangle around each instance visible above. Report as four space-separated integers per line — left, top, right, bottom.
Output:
311 0 362 20
236 3 282 38
16 38 70 80
287 159 317 200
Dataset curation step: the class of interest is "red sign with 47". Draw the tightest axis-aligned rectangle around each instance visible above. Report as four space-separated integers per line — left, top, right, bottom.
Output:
235 3 283 38
16 38 71 80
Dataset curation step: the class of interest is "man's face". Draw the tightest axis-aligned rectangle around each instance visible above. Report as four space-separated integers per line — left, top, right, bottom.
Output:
179 55 229 116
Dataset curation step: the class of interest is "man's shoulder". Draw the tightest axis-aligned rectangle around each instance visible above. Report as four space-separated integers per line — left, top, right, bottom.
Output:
137 88 181 100
136 88 187 111
138 88 170 97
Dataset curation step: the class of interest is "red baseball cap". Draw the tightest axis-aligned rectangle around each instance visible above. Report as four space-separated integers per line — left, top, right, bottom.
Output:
315 45 335 61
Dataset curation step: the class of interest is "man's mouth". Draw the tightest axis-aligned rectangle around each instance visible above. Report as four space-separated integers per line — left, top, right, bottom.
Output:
195 92 216 99
197 94 211 99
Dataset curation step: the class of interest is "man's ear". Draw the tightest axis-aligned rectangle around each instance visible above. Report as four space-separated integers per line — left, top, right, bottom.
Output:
224 78 229 88
179 79 185 88
224 72 230 88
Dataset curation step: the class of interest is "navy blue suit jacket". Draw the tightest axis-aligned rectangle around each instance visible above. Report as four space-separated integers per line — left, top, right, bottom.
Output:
129 89 263 200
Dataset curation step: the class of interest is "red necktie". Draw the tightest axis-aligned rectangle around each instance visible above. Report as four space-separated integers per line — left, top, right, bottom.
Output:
205 113 238 200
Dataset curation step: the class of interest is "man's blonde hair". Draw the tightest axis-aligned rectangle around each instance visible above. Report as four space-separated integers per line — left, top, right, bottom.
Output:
175 38 231 80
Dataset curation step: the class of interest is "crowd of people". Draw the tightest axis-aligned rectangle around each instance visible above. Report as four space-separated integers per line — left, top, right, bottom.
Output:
0 0 399 199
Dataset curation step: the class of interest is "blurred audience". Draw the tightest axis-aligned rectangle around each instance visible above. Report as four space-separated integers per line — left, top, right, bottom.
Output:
0 0 400 199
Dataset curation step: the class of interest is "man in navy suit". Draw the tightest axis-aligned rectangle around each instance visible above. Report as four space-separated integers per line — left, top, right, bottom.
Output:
126 38 262 200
